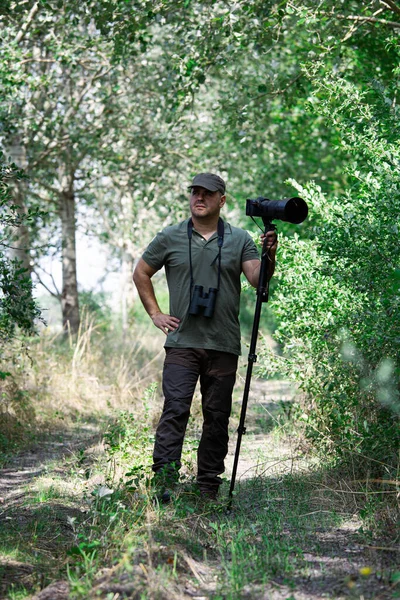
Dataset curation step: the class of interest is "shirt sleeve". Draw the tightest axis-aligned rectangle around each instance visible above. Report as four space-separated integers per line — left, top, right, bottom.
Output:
142 230 168 271
241 231 260 263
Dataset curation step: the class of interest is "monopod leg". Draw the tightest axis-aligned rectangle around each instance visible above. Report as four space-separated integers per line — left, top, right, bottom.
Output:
228 222 276 506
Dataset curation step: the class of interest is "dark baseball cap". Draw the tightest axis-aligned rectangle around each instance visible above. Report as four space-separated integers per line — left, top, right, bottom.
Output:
188 173 226 194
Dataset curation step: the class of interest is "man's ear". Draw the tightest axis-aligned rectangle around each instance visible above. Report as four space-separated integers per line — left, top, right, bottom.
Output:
220 194 226 207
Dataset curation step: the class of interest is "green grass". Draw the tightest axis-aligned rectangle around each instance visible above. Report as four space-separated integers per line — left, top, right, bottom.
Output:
56 408 357 598
1 403 398 600
0 501 80 598
60 468 343 599
60 399 398 599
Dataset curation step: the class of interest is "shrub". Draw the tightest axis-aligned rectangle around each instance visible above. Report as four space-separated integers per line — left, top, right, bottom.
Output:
259 69 400 474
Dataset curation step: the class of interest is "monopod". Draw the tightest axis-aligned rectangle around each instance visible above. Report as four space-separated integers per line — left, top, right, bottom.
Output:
228 196 308 506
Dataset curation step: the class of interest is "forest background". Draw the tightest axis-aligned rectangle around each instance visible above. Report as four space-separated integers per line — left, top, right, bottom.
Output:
0 1 399 599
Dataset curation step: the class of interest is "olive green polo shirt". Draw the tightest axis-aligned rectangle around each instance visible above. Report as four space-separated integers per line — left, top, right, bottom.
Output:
142 218 259 355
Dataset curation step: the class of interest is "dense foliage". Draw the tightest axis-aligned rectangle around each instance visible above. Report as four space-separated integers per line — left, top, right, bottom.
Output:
262 66 400 471
0 158 41 357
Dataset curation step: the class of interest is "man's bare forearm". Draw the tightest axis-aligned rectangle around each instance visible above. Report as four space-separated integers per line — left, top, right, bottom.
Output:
133 261 180 335
133 270 161 318
248 258 275 288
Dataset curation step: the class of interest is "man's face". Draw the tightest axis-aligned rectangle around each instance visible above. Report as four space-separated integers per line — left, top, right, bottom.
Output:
190 186 226 220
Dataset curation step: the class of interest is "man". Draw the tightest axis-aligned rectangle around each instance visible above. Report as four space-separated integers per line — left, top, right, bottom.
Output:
133 173 277 502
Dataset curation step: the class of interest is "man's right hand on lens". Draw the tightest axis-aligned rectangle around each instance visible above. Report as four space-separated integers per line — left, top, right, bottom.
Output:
151 311 180 335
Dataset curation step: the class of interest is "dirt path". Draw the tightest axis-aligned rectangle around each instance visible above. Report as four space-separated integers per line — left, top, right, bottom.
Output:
0 423 103 600
0 382 398 600
224 381 398 600
226 379 301 481
0 425 101 509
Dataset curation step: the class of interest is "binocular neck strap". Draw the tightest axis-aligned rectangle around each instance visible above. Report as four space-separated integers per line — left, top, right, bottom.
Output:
187 217 224 291
214 217 224 291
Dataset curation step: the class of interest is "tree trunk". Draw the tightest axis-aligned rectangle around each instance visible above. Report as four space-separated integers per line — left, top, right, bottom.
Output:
59 180 80 334
8 137 31 275
9 185 31 275
7 138 34 325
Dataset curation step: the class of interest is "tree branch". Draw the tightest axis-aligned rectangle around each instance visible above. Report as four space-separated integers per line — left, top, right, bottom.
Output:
35 179 62 196
27 188 58 207
341 7 385 42
27 104 56 146
28 134 70 171
0 241 31 250
1 240 50 251
380 0 400 17
62 66 113 127
271 72 303 96
252 72 303 103
20 58 56 65
33 267 61 299
336 13 400 28
14 2 40 44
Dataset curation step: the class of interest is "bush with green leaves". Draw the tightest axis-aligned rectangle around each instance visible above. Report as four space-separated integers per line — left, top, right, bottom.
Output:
0 163 40 335
259 68 400 473
0 157 42 376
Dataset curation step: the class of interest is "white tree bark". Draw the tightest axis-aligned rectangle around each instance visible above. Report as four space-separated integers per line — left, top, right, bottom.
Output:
59 173 80 334
8 138 32 280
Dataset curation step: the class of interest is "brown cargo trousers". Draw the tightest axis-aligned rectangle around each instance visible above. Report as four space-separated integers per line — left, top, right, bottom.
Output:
152 347 238 491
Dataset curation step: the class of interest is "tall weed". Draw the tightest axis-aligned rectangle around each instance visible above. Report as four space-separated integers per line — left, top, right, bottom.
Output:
0 316 165 457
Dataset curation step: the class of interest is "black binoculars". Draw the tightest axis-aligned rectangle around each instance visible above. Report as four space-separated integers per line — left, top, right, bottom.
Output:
189 285 218 318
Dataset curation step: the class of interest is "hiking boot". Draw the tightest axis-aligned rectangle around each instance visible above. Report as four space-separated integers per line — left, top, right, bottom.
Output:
152 480 174 504
198 486 219 501
158 488 173 504
152 466 179 504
